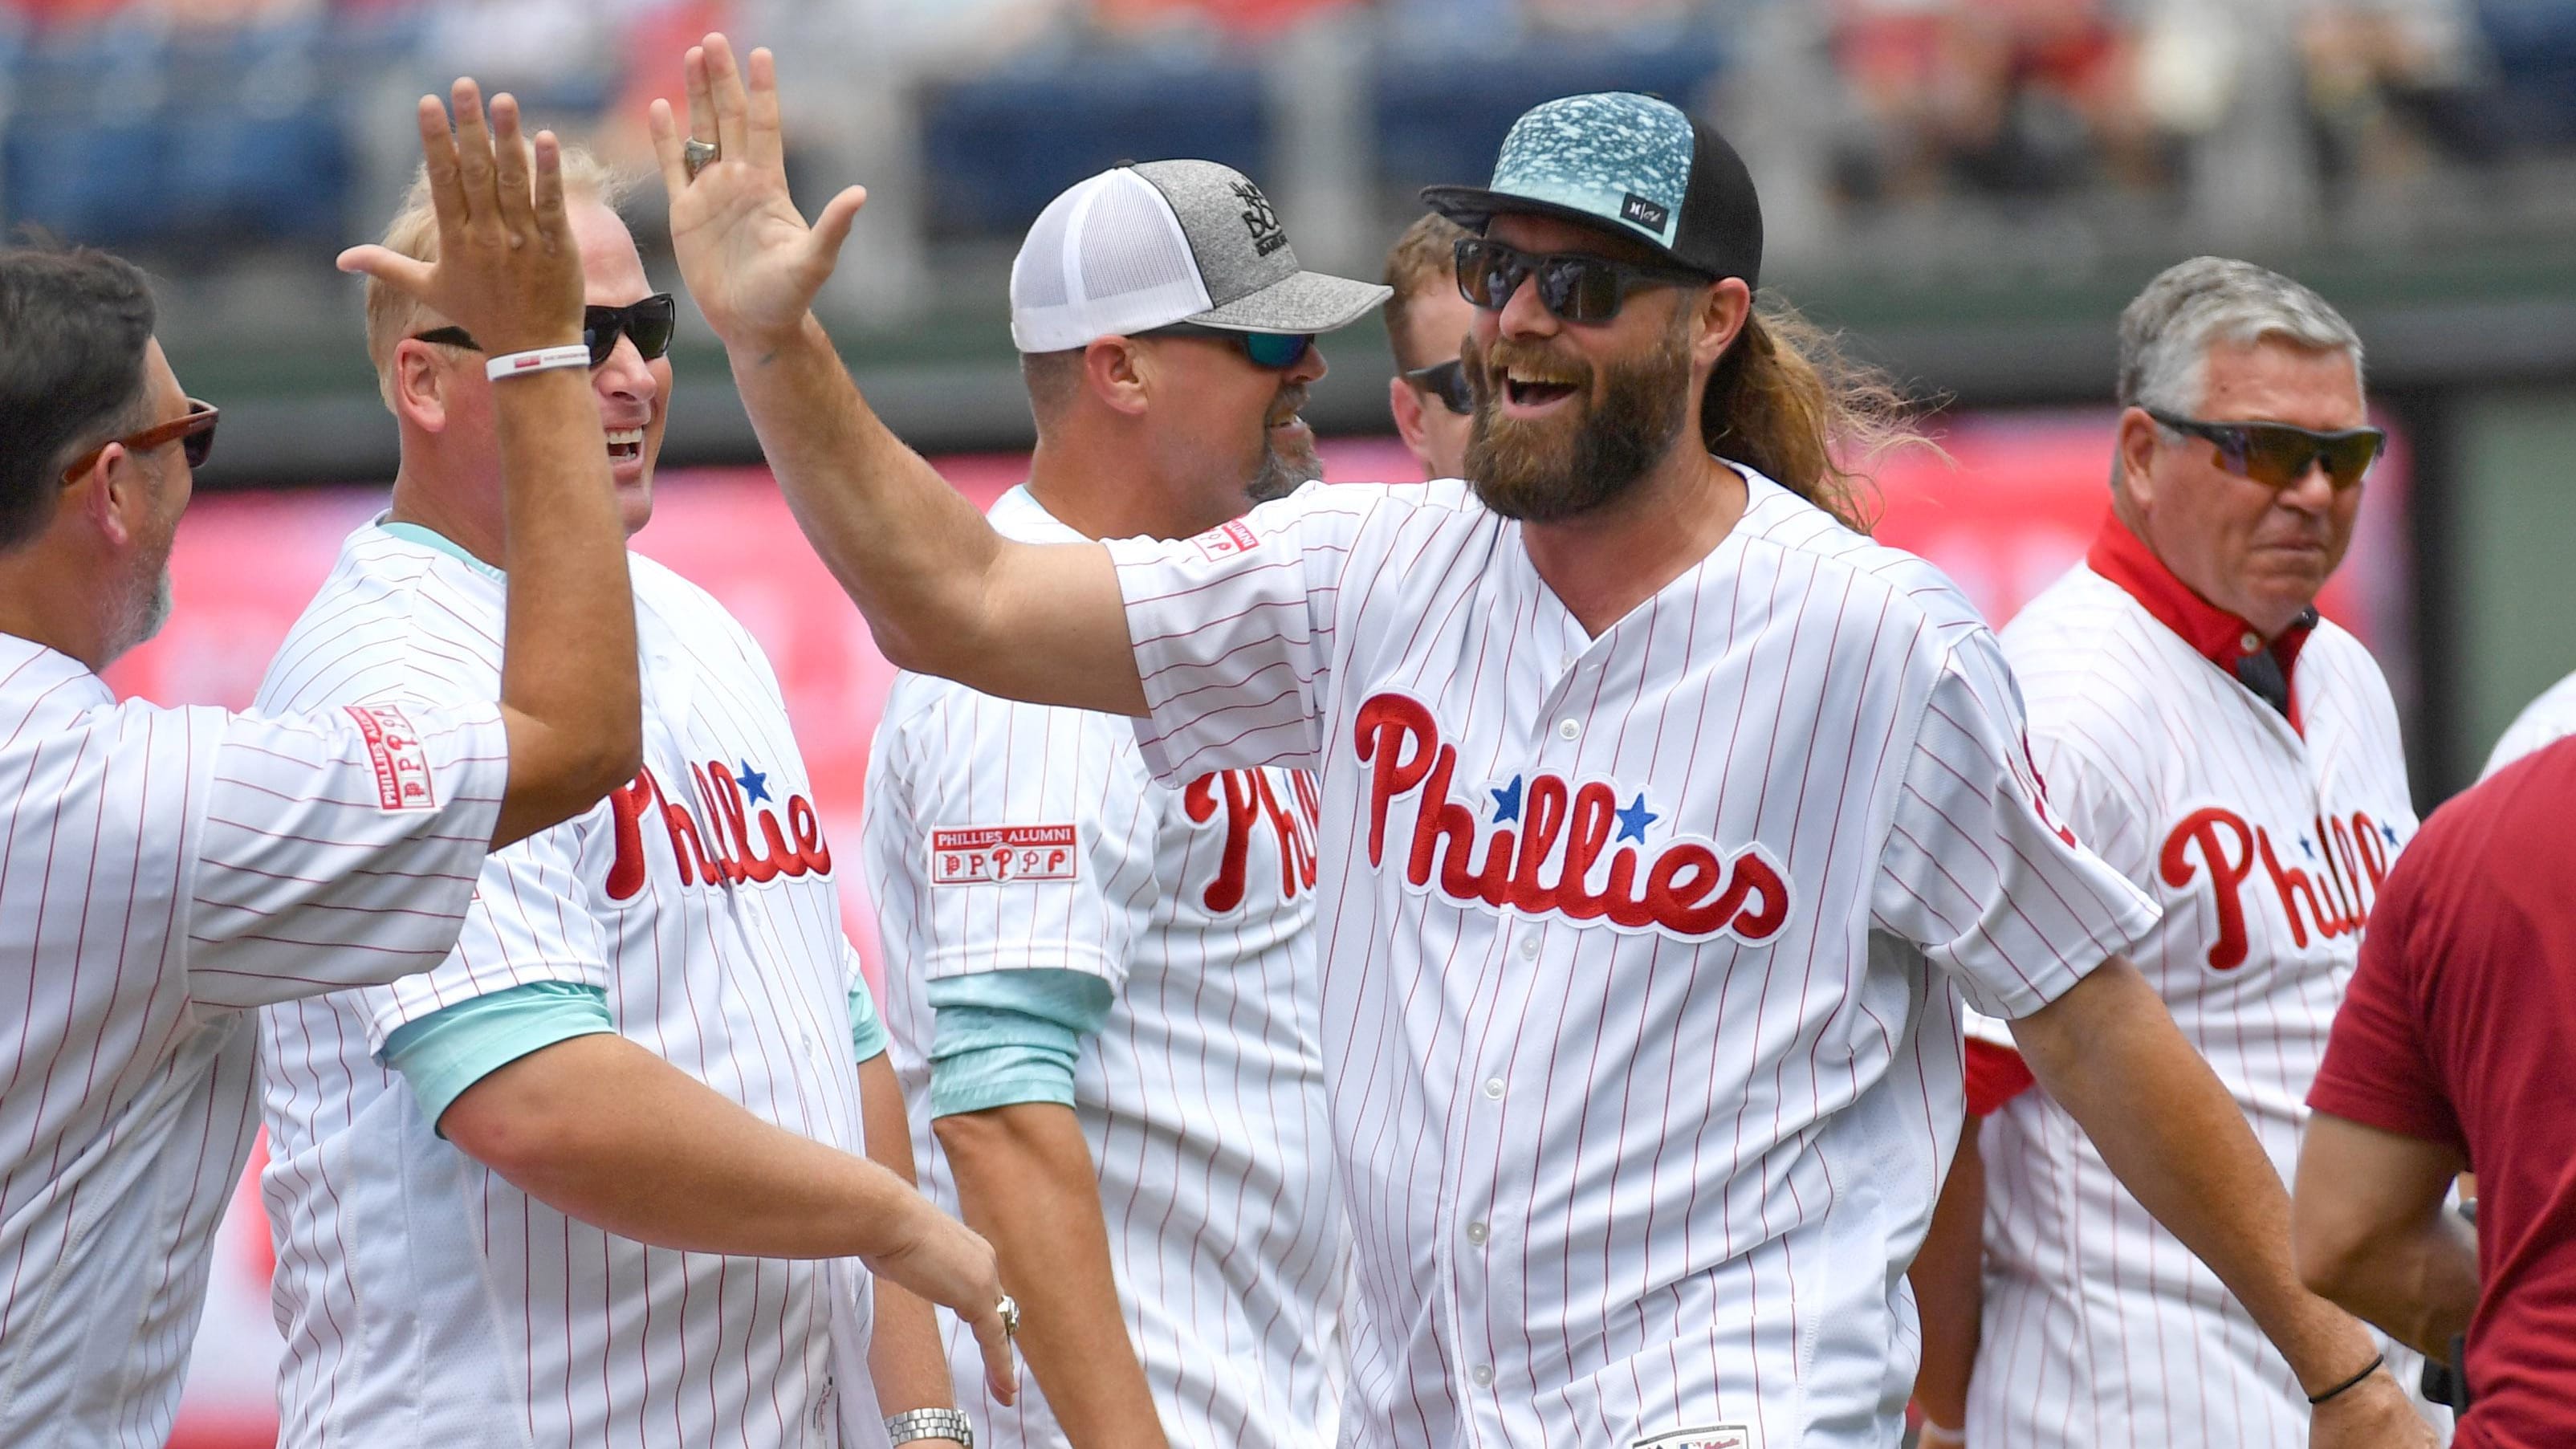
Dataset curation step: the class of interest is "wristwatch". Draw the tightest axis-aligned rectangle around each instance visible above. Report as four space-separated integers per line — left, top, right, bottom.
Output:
885 1407 975 1447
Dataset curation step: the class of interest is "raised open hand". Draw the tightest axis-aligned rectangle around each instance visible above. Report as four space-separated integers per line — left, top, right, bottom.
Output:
649 35 868 354
336 80 584 358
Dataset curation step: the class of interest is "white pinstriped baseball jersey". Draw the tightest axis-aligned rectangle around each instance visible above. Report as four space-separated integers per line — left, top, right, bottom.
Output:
1099 470 2158 1449
0 633 507 1449
2482 669 2576 779
865 486 1345 1449
253 523 877 1449
1968 516 2428 1447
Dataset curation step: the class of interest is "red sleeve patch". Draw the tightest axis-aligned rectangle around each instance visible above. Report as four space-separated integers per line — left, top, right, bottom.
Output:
344 705 437 812
1191 519 1261 562
928 824 1079 885
1964 1036 2036 1116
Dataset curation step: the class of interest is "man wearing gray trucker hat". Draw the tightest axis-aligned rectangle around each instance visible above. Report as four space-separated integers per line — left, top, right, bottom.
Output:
859 157 1381 1449
655 35 2423 1449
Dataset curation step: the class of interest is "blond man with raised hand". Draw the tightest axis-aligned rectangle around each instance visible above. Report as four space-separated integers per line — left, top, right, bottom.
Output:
0 83 640 1448
250 108 1006 1449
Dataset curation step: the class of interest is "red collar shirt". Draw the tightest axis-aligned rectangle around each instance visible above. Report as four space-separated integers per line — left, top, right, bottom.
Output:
1963 511 2429 1446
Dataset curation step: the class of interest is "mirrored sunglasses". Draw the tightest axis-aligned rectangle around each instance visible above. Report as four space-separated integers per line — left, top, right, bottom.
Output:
1142 324 1315 370
414 293 679 367
2147 409 2385 491
1453 236 1711 326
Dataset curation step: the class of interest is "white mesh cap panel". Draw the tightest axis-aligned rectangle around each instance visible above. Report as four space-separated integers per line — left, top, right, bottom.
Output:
1009 168 1213 353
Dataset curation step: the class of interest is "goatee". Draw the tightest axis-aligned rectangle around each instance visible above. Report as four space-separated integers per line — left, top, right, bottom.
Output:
1246 383 1323 504
1463 308 1694 523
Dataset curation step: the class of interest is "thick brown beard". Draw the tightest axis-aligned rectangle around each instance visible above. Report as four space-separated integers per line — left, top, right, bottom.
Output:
1463 308 1694 523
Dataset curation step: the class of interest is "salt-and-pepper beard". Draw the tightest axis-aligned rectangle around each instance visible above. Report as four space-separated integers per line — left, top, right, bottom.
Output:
1462 306 1694 523
1246 381 1324 504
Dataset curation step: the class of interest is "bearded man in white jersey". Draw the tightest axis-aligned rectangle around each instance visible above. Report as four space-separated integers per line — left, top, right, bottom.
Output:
0 85 645 1448
861 160 1379 1449
651 38 2430 1448
249 135 1011 1449
1904 258 2448 1447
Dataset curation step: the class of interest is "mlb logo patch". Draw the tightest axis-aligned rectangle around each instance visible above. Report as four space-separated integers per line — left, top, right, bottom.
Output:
344 705 437 812
1630 1427 1750 1449
1193 519 1262 562
930 824 1080 885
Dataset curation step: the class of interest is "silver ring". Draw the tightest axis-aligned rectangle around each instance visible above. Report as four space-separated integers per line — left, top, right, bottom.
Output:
682 137 718 180
995 1294 1019 1337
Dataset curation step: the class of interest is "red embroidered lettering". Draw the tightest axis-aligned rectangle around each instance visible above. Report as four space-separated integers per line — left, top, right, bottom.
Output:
928 825 1080 885
344 705 437 812
2161 806 2256 970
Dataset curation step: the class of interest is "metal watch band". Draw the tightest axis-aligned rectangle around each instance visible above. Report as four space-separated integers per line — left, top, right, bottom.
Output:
885 1406 975 1447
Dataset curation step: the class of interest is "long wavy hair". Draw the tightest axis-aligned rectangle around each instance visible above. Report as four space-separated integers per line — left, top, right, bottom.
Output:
1699 299 1929 535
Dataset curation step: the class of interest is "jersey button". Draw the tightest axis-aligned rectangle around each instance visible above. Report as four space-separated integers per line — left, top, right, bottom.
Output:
1465 1220 1489 1246
1557 718 1581 741
1483 1077 1505 1101
1518 935 1540 960
2239 630 2261 654
1471 1364 1495 1387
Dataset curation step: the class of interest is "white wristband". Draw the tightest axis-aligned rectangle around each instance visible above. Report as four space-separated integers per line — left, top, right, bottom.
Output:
1916 1419 1967 1447
486 344 592 381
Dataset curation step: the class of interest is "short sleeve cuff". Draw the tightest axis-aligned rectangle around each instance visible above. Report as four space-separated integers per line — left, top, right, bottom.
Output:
929 1049 1081 1117
379 980 615 1132
2306 1077 2465 1151
848 986 889 1062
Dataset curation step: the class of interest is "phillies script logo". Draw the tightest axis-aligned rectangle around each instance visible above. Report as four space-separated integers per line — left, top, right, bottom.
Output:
606 759 831 900
1354 692 1790 942
1183 768 1321 911
2159 804 2399 970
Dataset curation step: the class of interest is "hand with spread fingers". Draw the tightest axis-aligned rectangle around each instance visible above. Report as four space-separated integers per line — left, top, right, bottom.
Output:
649 33 868 355
338 80 585 360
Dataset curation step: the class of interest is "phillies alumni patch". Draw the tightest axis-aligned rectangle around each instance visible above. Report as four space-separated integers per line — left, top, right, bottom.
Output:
1192 519 1261 562
344 704 437 811
930 824 1080 884
1631 1427 1749 1449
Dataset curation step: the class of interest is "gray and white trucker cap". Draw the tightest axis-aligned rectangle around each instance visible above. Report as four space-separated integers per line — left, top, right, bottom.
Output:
1009 160 1390 354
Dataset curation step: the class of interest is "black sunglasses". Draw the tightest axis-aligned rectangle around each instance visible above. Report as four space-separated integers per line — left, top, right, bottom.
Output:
414 293 678 368
1454 236 1711 325
1139 324 1316 370
2146 409 2385 492
60 398 218 483
1403 359 1473 416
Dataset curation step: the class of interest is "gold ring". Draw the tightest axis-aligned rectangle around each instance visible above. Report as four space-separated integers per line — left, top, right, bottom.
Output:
682 137 718 180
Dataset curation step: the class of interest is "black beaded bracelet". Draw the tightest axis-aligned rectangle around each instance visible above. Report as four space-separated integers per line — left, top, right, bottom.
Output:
2306 1352 2386 1406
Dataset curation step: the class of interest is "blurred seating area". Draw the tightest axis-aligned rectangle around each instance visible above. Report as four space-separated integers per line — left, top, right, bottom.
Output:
1 0 2570 289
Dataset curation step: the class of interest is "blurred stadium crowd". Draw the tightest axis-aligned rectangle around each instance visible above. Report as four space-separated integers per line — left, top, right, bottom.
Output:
2 0 2570 290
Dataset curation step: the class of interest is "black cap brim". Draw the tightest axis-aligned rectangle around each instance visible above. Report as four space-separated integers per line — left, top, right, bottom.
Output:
1419 185 1716 276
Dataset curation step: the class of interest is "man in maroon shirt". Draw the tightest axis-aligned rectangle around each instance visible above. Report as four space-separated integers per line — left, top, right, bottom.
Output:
2297 736 2576 1448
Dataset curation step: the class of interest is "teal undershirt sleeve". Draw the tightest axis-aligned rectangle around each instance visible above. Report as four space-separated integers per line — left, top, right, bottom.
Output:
379 980 617 1134
925 970 1115 1119
848 983 889 1063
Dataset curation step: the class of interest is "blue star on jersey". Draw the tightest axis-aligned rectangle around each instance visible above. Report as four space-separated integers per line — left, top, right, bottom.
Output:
1614 792 1659 844
737 761 772 805
1491 775 1524 824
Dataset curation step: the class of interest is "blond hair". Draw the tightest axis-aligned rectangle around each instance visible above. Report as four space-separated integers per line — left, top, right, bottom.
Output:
1699 298 1926 534
364 146 626 409
1381 212 1470 370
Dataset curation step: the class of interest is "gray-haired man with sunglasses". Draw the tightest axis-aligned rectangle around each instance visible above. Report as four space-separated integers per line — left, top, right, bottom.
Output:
1907 255 2449 1447
246 137 1015 1449
857 158 1382 1449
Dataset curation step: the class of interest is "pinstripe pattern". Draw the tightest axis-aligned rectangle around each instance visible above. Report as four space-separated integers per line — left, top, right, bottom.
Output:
254 524 875 1449
865 486 1345 1449
1968 559 2436 1447
2481 669 2576 779
1101 472 2158 1449
0 633 507 1449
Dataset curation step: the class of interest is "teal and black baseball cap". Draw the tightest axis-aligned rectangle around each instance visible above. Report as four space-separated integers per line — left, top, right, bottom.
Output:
1420 92 1763 291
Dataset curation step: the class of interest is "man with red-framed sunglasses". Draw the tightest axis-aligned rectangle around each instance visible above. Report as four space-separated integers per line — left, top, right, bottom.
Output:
1907 254 2450 1448
0 81 647 1449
